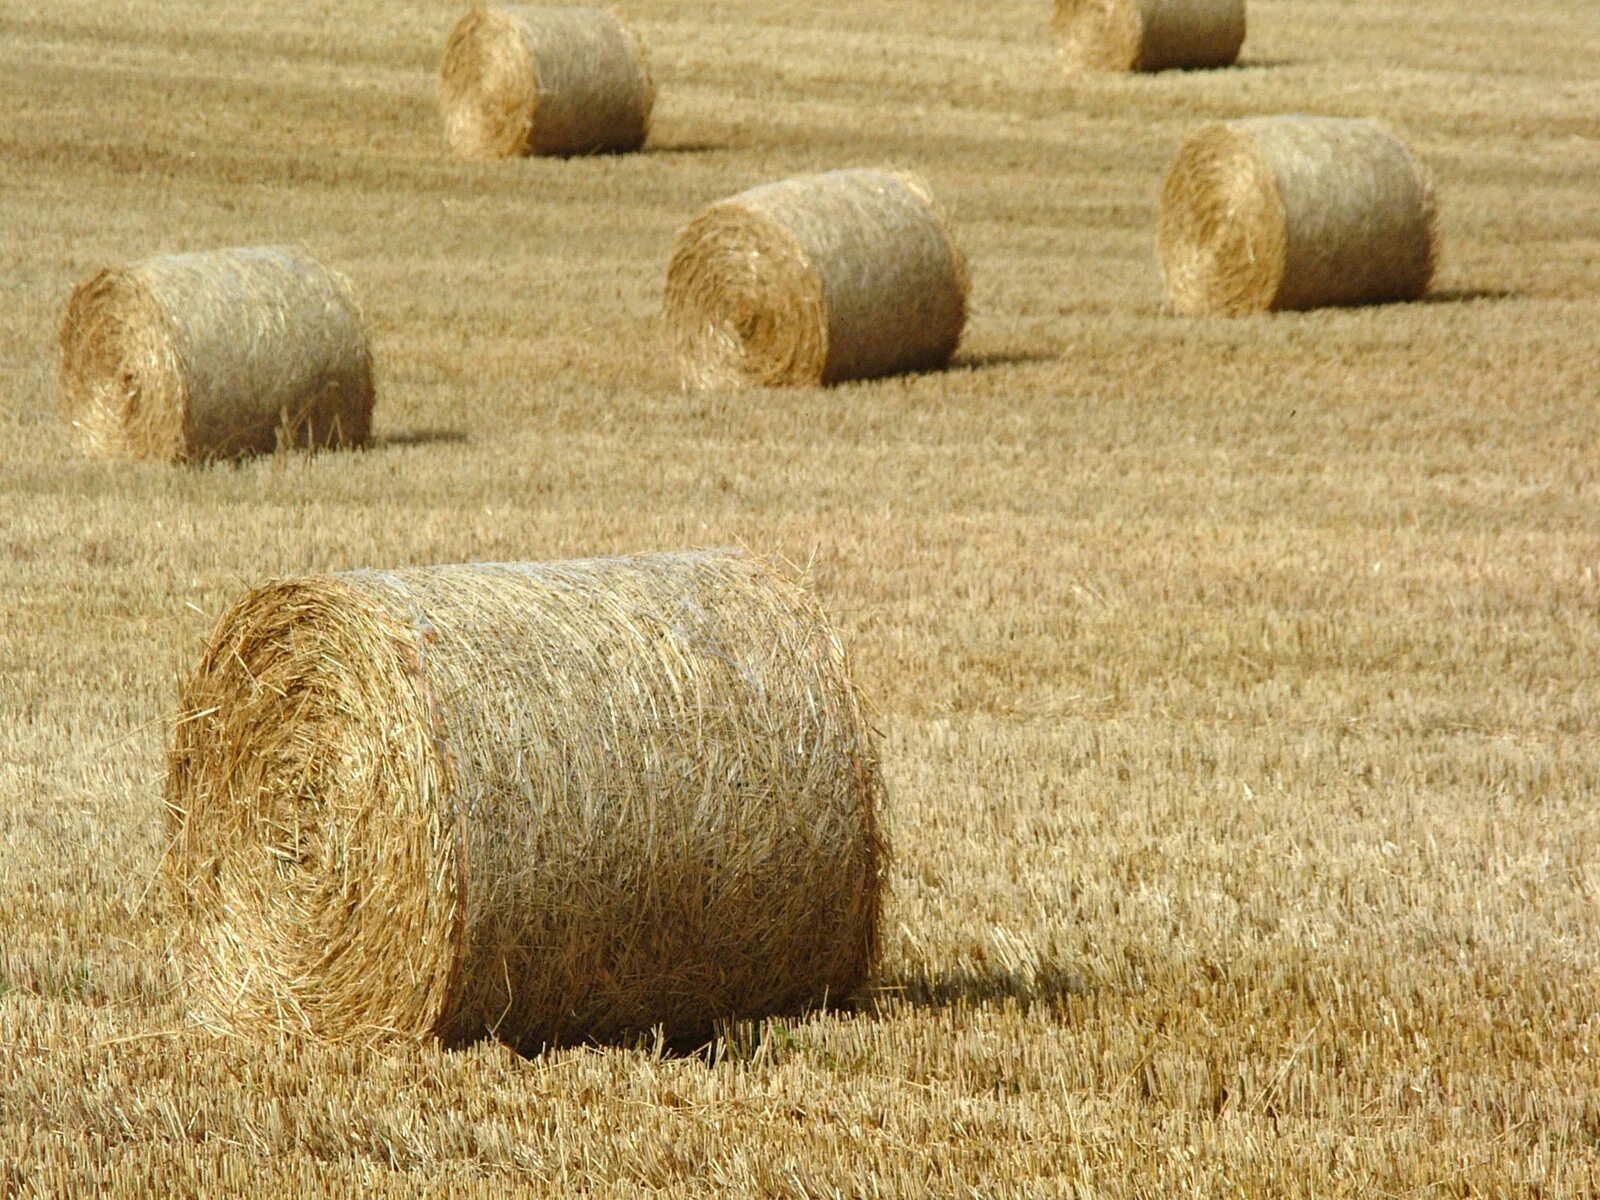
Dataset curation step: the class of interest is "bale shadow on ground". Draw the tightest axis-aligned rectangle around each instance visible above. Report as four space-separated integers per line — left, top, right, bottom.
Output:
375 428 468 449
671 963 1099 1068
649 141 729 156
1228 58 1301 71
477 959 1097 1066
470 992 860 1064
681 962 1098 1066
874 959 1095 1014
949 348 1059 371
1417 287 1520 305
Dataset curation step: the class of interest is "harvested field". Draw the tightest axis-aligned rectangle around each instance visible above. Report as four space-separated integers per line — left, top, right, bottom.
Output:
2 0 1599 1196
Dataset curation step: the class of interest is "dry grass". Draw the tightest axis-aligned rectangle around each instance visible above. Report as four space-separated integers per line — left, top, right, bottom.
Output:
3 0 1600 1195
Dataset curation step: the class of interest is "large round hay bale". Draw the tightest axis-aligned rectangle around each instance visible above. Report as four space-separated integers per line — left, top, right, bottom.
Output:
165 549 886 1049
1055 0 1245 73
1157 116 1438 316
663 168 969 389
58 246 374 461
439 5 654 159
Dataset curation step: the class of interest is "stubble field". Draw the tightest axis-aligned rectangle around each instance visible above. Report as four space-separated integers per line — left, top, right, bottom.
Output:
3 0 1600 1194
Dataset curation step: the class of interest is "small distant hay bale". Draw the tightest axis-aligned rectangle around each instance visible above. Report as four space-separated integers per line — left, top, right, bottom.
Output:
439 5 654 159
663 168 969 389
58 246 374 461
1157 116 1438 316
165 548 886 1050
1055 0 1245 73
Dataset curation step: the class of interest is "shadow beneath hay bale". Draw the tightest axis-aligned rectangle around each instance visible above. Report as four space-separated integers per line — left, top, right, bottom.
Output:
1228 58 1301 72
1104 58 1300 76
477 1001 858 1065
473 962 1096 1064
865 348 1057 385
544 139 730 161
878 960 1095 1013
649 140 732 156
1417 287 1520 305
950 348 1059 371
375 428 468 449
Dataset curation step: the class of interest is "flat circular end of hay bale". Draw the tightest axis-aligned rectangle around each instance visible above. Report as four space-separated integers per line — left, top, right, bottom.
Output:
57 268 188 461
1157 122 1287 316
440 7 540 159
165 580 461 1043
663 201 829 389
1055 0 1144 71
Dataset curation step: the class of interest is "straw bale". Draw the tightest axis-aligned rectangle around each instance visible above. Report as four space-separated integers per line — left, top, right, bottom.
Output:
663 168 969 389
1157 116 1438 316
57 246 374 461
165 549 885 1049
1055 0 1245 72
439 5 654 159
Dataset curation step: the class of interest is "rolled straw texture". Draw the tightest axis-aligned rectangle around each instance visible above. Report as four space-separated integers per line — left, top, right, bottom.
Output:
57 246 374 461
439 5 654 158
165 549 886 1049
664 168 969 389
1055 0 1245 72
1157 116 1438 316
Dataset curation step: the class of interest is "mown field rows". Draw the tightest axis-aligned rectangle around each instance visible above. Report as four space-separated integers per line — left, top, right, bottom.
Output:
2 0 1598 1194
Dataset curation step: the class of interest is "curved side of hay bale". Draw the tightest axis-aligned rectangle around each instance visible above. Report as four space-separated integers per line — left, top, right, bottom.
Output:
1157 116 1437 316
663 168 969 388
1055 0 1245 72
57 246 374 461
439 5 654 159
166 549 886 1049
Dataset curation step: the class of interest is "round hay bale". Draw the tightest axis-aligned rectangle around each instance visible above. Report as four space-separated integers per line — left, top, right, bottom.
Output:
1055 0 1245 73
439 5 654 159
165 549 886 1049
57 246 374 461
663 168 969 389
1157 116 1438 316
